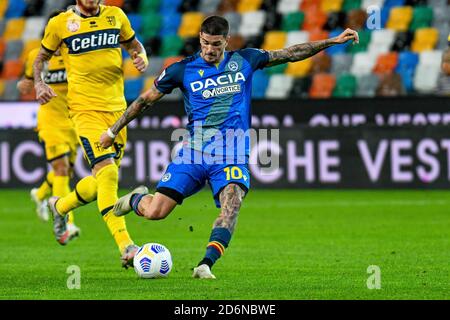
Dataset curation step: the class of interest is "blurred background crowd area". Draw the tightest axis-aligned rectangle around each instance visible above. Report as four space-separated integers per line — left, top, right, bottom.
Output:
0 0 449 103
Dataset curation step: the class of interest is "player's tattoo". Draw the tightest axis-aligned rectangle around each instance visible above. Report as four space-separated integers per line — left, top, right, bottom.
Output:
121 38 146 56
267 39 335 67
110 86 163 135
215 183 245 233
33 47 53 84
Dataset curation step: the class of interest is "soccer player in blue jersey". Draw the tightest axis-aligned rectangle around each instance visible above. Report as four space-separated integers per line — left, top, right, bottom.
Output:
100 16 359 279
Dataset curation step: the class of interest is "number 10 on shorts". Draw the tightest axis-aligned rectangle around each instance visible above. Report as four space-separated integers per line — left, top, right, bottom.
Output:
224 166 243 180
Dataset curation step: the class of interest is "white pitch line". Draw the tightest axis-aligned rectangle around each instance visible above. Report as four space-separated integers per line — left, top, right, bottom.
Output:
245 199 450 208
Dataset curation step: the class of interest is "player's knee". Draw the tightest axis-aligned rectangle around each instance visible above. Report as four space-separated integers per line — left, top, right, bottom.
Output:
51 158 70 176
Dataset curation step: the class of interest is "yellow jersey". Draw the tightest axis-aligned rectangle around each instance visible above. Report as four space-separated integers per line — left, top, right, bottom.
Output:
41 5 135 112
25 47 72 130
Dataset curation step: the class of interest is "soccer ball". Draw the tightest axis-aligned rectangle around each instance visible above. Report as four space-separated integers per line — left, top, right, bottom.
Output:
133 243 173 279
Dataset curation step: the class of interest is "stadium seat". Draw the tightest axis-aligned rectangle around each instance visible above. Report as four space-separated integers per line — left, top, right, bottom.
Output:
4 18 25 41
223 12 242 35
410 6 433 31
239 11 266 37
286 31 309 47
414 63 440 93
4 0 27 19
302 8 327 32
160 35 184 58
128 14 142 35
384 0 406 7
141 12 162 41
227 35 245 50
139 0 160 12
262 31 287 51
159 13 182 37
345 9 367 30
20 87 36 102
244 34 264 48
277 0 302 14
104 0 124 7
143 37 161 56
411 27 439 52
309 73 336 98
325 11 347 31
144 56 164 77
123 58 142 79
373 52 398 74
289 76 312 98
22 17 46 42
331 53 353 76
2 60 23 80
4 40 23 61
309 29 329 42
199 0 221 14
301 0 321 12
262 10 282 32
178 12 204 38
333 73 357 97
0 38 6 58
391 31 413 51
181 37 201 56
285 58 313 77
251 69 269 99
237 0 263 13
347 29 371 53
368 29 396 55
142 76 157 93
342 0 362 12
351 52 377 76
356 74 380 97
321 0 344 13
311 53 332 74
265 63 287 75
0 20 6 37
265 74 294 99
0 79 4 97
376 73 405 96
1 79 19 100
179 0 200 12
361 0 384 10
326 29 350 55
386 6 413 32
124 78 144 101
419 50 443 68
395 51 419 91
0 1 8 19
160 0 183 14
281 11 305 31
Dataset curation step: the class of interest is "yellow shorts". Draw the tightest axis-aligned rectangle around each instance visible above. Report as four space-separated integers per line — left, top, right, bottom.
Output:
38 127 79 165
69 110 127 168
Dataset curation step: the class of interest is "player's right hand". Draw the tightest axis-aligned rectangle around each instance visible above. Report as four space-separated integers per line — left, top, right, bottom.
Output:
35 82 57 104
99 132 114 149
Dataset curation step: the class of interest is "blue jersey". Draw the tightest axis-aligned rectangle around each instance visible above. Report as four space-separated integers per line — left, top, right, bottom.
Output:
155 48 269 163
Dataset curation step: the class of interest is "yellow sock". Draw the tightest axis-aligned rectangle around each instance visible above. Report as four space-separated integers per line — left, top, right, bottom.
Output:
67 211 75 224
36 171 54 200
56 175 97 214
96 164 133 253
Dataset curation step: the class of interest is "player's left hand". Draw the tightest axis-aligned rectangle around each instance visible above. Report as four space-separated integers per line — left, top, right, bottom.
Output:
99 132 114 149
334 28 359 45
132 51 148 73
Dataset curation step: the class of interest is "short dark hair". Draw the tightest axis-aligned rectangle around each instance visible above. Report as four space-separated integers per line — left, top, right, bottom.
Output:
200 16 229 37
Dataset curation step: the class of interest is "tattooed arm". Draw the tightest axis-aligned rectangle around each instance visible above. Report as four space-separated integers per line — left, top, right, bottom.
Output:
121 38 148 72
33 47 56 104
99 85 164 148
267 28 359 67
215 184 246 234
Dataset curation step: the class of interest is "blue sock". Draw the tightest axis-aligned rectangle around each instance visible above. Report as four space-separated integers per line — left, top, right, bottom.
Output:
130 193 146 216
198 227 232 269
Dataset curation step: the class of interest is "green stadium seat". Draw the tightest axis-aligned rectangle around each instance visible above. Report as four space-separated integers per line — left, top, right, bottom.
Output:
139 0 160 13
410 6 433 31
347 29 371 53
333 73 357 97
281 12 305 31
160 35 184 58
265 63 287 75
342 0 362 12
141 12 162 41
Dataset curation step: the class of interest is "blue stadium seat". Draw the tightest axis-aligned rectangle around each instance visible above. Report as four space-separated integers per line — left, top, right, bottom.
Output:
396 51 419 91
383 0 406 8
159 0 183 14
125 78 144 101
252 70 269 99
159 13 182 37
5 0 27 19
325 29 350 55
128 14 142 34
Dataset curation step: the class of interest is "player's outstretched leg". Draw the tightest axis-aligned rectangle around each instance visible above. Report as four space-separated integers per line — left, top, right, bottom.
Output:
193 183 245 279
113 185 149 216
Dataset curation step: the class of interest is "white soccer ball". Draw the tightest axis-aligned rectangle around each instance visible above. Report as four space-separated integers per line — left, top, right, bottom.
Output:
133 243 173 279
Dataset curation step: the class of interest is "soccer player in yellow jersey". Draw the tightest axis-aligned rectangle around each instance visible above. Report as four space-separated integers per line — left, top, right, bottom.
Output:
33 0 148 268
17 10 80 243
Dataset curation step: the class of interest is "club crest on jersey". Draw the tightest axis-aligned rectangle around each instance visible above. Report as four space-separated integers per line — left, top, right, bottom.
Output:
227 61 239 71
106 16 116 26
67 19 80 32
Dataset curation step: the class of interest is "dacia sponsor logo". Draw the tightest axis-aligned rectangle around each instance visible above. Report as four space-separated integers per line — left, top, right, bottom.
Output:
190 72 245 99
44 69 67 84
63 29 120 54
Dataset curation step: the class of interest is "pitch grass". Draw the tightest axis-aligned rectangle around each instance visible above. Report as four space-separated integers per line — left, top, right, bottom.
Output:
0 189 449 300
